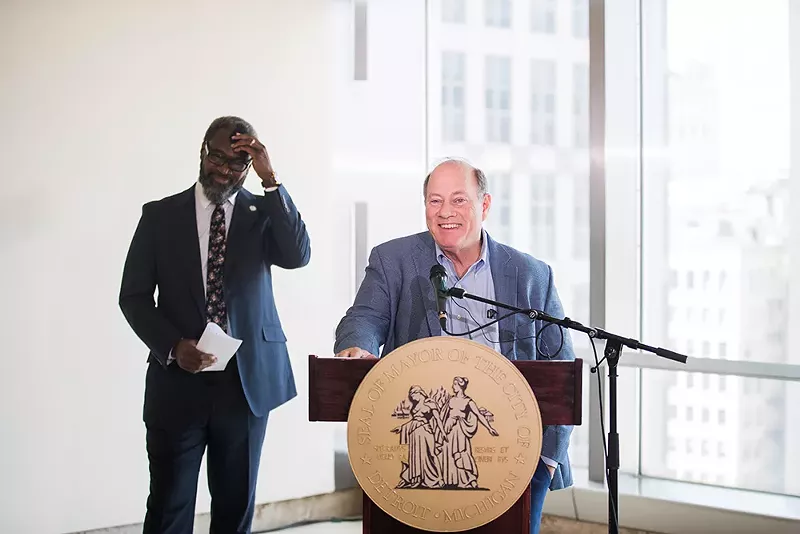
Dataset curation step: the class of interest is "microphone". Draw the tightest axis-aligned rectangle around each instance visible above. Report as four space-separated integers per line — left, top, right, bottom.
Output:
429 264 449 331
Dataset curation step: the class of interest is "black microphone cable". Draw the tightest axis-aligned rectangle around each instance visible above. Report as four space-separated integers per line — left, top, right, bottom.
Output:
441 294 619 528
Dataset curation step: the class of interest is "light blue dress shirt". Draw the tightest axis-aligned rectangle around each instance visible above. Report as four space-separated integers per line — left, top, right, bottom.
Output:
435 231 558 470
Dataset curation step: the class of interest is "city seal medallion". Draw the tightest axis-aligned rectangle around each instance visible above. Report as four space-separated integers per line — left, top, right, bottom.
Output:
347 337 543 532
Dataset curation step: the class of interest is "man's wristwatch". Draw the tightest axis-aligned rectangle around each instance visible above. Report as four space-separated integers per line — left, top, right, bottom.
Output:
263 169 281 192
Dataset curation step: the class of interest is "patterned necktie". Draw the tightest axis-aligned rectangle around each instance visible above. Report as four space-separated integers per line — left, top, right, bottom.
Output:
205 203 228 333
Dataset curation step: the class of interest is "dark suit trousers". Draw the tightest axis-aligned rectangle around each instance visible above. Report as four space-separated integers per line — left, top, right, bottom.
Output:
143 361 268 534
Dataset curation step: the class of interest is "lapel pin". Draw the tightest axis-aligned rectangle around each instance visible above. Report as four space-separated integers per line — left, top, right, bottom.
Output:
249 205 257 212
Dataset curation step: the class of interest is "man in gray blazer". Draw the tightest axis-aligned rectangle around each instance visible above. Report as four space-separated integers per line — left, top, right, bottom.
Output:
334 159 574 534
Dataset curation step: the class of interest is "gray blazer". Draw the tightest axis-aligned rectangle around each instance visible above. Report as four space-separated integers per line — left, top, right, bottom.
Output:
334 231 575 490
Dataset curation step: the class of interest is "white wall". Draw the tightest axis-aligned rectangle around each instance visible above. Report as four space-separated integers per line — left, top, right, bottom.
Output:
0 1 343 532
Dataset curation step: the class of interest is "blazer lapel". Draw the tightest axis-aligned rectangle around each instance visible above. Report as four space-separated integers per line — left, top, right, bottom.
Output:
412 233 441 338
488 236 519 359
224 189 261 283
176 186 206 319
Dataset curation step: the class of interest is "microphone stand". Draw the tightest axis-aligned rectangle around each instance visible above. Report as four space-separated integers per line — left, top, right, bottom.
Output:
444 287 688 534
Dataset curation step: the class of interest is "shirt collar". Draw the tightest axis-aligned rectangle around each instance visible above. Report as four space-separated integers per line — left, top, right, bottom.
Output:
435 229 490 273
195 182 238 209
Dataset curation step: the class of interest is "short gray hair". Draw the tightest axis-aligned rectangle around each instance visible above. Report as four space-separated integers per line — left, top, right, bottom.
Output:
423 158 488 199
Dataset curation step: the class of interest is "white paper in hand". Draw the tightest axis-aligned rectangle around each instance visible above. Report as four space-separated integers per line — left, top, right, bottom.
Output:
196 322 243 372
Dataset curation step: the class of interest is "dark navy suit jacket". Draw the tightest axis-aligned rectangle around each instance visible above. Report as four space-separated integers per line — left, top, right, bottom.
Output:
119 184 310 421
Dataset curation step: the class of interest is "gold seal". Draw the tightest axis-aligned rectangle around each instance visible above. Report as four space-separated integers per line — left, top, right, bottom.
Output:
347 338 543 532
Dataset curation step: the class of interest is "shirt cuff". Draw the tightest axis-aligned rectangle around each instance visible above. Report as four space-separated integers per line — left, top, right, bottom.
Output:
167 348 175 365
540 456 558 468
263 185 279 193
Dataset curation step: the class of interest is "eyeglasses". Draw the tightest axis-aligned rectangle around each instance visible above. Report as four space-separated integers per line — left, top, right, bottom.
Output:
205 151 251 173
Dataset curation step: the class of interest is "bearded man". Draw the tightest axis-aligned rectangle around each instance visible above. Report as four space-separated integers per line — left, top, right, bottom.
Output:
119 116 311 534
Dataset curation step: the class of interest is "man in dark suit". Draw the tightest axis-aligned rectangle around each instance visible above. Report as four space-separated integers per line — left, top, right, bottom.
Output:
119 116 310 534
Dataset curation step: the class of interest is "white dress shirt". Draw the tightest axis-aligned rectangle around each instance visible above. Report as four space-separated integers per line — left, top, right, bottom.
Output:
167 183 237 364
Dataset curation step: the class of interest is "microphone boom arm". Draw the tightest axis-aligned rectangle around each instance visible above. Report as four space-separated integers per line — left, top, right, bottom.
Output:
444 280 687 534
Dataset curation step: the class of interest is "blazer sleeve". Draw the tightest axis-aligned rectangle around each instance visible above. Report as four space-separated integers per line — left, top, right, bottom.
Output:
260 185 311 269
333 246 392 356
118 203 182 366
536 264 576 477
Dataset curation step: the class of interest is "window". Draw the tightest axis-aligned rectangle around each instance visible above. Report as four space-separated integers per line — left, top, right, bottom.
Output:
497 173 512 226
485 56 511 143
426 0 799 508
643 371 798 495
442 0 466 23
641 0 793 364
485 0 511 28
489 173 512 243
530 60 556 145
572 283 590 325
442 52 466 142
572 0 588 39
573 63 589 147
530 174 556 258
429 0 590 366
573 171 589 259
531 0 556 34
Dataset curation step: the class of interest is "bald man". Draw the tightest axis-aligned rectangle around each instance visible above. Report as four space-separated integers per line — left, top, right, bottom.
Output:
334 159 575 534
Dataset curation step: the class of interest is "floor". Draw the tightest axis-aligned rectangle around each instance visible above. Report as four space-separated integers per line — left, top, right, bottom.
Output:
270 521 361 533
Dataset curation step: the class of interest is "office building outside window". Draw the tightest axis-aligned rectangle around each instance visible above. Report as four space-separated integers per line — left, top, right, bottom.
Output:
442 0 466 23
485 0 511 28
485 56 511 143
442 52 466 143
530 59 556 145
531 0 557 34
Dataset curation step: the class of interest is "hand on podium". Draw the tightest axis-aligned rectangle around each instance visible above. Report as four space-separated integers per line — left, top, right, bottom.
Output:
335 346 377 359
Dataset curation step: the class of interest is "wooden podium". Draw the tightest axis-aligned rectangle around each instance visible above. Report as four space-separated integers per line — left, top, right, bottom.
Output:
308 355 583 534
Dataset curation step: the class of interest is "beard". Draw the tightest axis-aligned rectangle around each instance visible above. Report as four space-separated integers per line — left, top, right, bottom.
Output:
198 168 244 205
